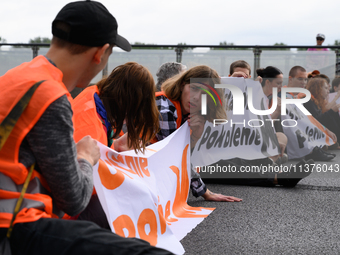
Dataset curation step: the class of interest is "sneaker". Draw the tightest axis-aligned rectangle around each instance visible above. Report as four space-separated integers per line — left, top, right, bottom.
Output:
277 159 314 187
304 146 335 161
323 150 336 157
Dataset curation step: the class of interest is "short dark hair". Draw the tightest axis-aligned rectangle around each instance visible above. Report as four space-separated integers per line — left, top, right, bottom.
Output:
332 76 340 90
229 60 251 75
51 36 92 55
289 66 306 77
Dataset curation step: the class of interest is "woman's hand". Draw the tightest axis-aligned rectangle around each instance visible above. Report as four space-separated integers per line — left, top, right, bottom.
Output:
331 103 340 112
231 71 249 78
202 189 242 202
325 128 337 143
255 76 263 84
113 133 134 152
336 89 340 99
188 113 205 147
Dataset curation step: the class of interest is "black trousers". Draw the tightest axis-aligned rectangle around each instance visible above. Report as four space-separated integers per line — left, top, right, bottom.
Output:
0 218 173 255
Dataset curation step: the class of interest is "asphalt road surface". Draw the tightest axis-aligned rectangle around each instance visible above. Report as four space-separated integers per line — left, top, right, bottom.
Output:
181 149 340 255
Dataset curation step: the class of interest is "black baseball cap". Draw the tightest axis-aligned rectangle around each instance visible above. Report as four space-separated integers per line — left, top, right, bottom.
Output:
52 0 131 51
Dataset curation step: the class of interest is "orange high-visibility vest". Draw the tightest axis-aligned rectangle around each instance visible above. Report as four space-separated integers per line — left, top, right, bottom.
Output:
72 85 110 145
72 85 118 198
0 56 72 228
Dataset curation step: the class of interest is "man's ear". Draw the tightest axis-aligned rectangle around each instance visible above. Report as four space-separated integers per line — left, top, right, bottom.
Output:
93 43 110 64
288 76 292 84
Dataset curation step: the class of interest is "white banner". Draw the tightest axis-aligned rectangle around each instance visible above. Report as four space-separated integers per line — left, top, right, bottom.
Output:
328 92 340 116
282 104 335 159
191 77 280 167
93 123 214 255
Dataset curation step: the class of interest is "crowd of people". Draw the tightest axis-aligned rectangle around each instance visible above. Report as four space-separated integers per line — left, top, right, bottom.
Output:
0 1 338 254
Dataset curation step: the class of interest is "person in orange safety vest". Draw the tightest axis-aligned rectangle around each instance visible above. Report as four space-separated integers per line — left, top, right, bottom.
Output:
0 1 173 255
71 62 159 229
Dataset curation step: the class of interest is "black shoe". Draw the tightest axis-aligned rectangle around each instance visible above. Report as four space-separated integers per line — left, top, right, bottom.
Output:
304 146 335 161
322 149 336 157
328 142 340 150
277 159 314 187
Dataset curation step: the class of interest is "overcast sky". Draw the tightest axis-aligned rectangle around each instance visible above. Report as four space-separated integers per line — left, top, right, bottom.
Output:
1 0 339 47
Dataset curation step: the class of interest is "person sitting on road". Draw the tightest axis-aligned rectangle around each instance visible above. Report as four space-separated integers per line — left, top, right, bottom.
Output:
304 77 340 143
155 65 242 202
0 1 172 254
286 66 337 160
72 62 160 229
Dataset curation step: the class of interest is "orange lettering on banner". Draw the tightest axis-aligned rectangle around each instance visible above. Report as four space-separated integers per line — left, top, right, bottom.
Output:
98 159 125 190
106 152 136 175
125 156 149 178
164 200 178 224
125 156 142 176
111 209 161 245
307 116 330 144
137 209 158 246
112 214 136 238
157 204 167 234
139 158 150 177
171 145 214 218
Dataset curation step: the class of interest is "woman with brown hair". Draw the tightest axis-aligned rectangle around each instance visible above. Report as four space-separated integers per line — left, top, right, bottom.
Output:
73 61 159 152
72 62 160 228
304 77 340 142
155 65 242 202
156 65 226 144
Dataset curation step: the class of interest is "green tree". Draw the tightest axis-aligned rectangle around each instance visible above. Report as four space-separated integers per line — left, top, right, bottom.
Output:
271 42 289 51
329 39 340 51
132 42 172 50
211 41 249 50
13 36 51 48
29 37 51 46
176 42 193 50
